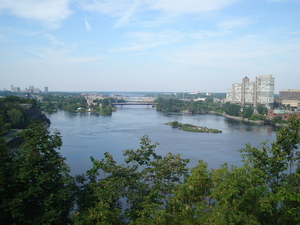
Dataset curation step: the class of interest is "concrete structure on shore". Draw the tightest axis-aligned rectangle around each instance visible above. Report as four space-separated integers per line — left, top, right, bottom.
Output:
226 75 274 107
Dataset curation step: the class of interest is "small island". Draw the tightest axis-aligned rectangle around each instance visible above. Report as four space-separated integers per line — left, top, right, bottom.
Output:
165 121 222 133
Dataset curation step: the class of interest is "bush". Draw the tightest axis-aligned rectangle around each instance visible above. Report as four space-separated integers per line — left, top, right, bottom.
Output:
249 114 266 121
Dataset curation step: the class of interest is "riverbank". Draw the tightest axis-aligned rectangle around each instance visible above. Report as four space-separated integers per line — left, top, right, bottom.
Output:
2 130 22 143
221 112 264 124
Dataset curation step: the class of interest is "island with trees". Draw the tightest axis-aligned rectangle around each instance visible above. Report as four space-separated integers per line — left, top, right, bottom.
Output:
165 121 222 133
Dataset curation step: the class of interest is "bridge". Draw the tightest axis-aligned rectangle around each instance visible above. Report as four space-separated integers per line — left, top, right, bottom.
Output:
112 102 157 108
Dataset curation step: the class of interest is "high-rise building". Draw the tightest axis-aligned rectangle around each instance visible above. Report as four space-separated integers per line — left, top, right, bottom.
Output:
255 75 275 106
29 86 34 93
226 75 274 107
12 87 20 93
44 87 48 93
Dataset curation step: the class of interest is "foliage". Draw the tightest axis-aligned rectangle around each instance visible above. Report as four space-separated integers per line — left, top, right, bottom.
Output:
243 107 254 118
165 121 222 133
152 115 300 224
155 98 220 114
90 98 115 115
40 101 57 113
271 115 283 125
257 105 268 115
2 110 300 224
238 114 300 224
73 135 190 224
0 116 10 135
171 121 180 127
0 96 49 129
248 114 266 121
7 108 24 127
41 94 88 113
222 102 242 116
0 122 74 224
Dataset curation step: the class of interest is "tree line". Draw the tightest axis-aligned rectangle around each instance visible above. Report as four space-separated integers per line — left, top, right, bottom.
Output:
41 94 115 115
155 98 221 114
1 115 300 224
155 98 285 124
41 94 88 113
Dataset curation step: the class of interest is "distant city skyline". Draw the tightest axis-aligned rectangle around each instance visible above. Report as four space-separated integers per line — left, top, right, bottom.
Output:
6 85 48 94
1 0 299 93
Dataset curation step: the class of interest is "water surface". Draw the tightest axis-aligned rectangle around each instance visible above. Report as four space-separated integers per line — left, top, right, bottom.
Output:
46 106 277 175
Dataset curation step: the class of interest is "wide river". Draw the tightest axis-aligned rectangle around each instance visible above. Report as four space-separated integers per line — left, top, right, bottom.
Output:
43 105 277 176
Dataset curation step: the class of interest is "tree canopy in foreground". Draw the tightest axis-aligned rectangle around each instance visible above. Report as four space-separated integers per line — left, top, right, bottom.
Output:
1 115 300 224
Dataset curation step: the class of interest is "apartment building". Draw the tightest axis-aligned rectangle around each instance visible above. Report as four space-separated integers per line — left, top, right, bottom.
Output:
226 75 274 107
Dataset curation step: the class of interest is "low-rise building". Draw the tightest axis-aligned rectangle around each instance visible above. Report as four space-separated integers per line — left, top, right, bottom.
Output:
278 89 300 110
268 109 300 120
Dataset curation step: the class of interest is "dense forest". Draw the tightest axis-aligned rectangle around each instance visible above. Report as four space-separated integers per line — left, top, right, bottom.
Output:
0 96 50 134
1 115 300 224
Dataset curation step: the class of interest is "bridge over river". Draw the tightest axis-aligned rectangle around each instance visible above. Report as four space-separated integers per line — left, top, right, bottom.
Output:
112 102 157 108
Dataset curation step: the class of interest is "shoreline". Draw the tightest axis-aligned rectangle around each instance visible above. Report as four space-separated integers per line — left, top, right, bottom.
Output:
221 112 264 124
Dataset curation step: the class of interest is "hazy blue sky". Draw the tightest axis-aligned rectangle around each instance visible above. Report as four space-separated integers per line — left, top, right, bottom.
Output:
1 0 299 93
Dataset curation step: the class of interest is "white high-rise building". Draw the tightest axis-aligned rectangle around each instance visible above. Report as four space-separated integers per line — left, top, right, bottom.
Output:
226 75 274 107
255 75 275 106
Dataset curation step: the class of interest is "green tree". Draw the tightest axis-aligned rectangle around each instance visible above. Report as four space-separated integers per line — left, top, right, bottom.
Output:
243 107 254 118
249 114 265 121
156 115 300 225
73 135 189 224
0 116 10 135
222 102 241 116
0 122 74 224
271 115 282 125
171 121 180 127
275 114 300 174
7 108 24 128
239 115 300 224
257 105 268 115
0 128 15 224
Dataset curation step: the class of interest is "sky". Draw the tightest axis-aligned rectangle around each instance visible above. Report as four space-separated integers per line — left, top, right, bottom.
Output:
0 0 299 93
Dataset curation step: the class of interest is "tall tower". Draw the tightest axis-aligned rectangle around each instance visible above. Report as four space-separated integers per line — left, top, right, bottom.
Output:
255 75 274 107
44 87 48 93
29 86 34 93
241 77 249 105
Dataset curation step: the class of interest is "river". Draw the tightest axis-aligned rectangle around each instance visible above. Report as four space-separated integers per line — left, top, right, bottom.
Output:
43 105 277 176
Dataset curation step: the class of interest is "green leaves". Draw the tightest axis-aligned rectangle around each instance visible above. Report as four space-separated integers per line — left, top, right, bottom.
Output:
0 121 74 224
74 135 190 224
3 115 300 224
237 115 300 224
